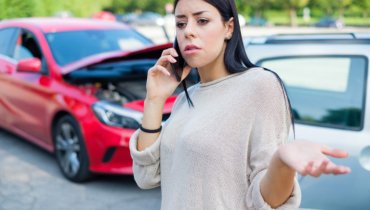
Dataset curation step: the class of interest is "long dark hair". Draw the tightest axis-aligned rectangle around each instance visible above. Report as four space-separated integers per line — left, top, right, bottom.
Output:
174 0 295 134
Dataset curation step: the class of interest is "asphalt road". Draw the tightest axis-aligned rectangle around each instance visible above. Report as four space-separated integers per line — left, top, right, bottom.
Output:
0 129 161 210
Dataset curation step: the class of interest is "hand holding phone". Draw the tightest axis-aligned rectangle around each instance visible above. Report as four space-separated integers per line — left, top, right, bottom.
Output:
170 39 186 82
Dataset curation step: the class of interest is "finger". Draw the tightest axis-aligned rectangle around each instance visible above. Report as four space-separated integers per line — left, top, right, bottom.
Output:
339 166 351 174
301 161 314 176
161 48 178 57
156 65 171 77
332 165 351 175
161 48 172 56
170 48 179 57
310 160 329 177
322 161 351 175
157 55 177 67
324 162 337 174
322 147 349 158
317 159 330 174
149 65 171 76
308 165 321 177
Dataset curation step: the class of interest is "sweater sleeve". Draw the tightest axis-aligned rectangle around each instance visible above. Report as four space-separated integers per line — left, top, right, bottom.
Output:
129 128 162 189
246 70 301 210
129 92 186 189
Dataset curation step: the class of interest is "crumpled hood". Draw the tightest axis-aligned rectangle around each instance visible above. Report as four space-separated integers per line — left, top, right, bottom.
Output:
60 42 172 75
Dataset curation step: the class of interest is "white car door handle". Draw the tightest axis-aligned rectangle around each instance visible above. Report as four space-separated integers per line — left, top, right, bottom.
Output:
359 146 370 171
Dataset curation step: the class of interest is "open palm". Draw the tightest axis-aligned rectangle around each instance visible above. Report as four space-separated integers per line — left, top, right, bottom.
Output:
278 140 351 177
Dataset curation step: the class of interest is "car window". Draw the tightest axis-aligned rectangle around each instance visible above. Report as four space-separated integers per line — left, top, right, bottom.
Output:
0 28 18 57
12 29 48 74
45 29 153 66
258 56 367 130
14 30 43 61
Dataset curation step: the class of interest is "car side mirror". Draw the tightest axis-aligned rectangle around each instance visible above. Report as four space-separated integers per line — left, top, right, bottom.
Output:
17 58 42 73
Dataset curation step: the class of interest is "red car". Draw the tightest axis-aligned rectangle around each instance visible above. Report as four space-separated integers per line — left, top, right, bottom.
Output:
0 18 186 182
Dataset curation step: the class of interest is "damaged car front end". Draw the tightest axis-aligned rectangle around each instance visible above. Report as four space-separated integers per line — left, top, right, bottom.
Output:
58 44 181 180
0 18 198 182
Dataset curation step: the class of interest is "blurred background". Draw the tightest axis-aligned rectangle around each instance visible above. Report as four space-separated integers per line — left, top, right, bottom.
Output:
1 1 370 210
1 0 370 26
1 0 370 43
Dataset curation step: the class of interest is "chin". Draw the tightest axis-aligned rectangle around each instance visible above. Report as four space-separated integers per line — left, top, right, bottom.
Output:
185 59 208 69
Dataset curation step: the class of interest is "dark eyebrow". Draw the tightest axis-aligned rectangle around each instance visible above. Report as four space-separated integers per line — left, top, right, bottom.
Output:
175 11 208 18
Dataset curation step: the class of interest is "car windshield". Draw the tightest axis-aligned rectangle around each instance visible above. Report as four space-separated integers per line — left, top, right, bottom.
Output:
45 29 153 66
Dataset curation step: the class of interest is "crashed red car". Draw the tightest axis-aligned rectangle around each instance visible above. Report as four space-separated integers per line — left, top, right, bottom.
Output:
0 18 194 182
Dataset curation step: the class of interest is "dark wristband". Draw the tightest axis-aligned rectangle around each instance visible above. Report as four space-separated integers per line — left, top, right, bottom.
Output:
139 124 162 133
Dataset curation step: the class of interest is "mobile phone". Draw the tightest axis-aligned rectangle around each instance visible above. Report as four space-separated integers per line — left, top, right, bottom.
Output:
170 38 186 82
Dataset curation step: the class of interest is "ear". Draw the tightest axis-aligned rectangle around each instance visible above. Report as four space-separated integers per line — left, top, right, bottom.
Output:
224 17 234 40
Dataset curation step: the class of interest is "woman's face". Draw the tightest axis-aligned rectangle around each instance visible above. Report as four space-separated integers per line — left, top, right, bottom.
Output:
174 0 233 69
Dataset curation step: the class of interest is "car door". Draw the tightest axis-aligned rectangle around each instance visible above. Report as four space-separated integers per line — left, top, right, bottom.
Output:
247 43 370 210
0 27 19 128
1 27 55 147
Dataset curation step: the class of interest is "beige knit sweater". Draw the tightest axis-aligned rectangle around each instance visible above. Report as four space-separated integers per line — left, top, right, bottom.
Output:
129 67 301 210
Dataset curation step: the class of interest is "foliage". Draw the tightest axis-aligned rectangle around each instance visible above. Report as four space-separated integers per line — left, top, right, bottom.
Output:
1 0 370 26
105 0 169 14
0 0 109 19
0 0 34 19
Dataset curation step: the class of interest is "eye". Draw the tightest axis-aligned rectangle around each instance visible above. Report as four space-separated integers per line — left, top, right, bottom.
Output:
176 22 187 29
197 18 209 25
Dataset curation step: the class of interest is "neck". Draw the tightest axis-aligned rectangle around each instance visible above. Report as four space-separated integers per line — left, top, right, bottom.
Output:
198 44 230 83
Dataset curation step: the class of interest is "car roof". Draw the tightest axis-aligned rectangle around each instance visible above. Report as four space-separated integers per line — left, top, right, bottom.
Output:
0 17 130 33
245 33 370 45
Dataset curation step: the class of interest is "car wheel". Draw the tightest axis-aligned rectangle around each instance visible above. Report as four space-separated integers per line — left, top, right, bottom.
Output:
53 115 91 182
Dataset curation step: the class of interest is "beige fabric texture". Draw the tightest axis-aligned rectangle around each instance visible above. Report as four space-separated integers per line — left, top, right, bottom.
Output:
129 67 301 210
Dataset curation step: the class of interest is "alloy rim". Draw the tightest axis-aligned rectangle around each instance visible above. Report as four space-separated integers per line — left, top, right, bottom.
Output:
55 122 81 177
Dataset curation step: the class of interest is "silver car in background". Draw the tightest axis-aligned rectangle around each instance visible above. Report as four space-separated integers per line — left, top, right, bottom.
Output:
245 33 370 210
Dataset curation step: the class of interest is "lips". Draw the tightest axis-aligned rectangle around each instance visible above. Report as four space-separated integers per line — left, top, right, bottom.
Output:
183 44 201 56
184 44 201 51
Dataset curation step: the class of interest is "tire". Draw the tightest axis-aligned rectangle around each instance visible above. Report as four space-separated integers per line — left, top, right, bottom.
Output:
52 115 91 182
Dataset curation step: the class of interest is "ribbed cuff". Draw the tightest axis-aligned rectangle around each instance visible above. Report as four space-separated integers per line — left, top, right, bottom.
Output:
129 129 161 166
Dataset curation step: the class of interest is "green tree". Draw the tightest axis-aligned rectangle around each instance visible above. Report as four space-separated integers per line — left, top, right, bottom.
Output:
1 0 34 18
355 0 370 18
0 0 109 18
247 0 275 18
310 0 353 18
309 0 334 17
61 0 108 17
33 0 61 16
276 0 310 26
0 0 6 19
335 0 353 19
235 0 251 16
142 0 167 14
106 0 168 14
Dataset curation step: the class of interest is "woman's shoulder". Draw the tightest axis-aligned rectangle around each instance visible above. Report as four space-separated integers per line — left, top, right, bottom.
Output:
242 66 277 78
239 66 281 87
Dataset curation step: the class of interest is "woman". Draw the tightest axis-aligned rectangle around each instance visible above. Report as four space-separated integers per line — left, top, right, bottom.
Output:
129 0 351 209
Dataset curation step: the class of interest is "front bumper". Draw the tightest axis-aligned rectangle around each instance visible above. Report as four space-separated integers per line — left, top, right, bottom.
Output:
80 117 136 175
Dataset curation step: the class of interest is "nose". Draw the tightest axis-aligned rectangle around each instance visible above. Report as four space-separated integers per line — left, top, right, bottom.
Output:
183 20 196 39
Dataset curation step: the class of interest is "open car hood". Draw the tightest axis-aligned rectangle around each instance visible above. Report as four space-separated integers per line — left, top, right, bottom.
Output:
60 42 172 75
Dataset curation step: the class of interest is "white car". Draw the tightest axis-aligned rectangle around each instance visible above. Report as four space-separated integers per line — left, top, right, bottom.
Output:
245 33 370 210
238 14 246 27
